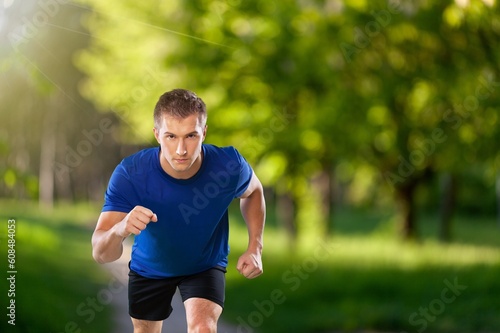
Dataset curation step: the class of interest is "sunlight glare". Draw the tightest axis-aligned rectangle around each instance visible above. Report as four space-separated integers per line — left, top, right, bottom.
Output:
3 0 14 9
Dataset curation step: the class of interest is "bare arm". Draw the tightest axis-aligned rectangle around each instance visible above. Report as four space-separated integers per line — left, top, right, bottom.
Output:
91 206 157 264
236 171 266 279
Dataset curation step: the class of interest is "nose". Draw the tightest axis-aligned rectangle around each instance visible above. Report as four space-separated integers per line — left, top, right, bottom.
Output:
176 139 187 156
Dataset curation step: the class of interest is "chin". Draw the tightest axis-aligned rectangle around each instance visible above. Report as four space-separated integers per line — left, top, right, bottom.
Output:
174 164 192 172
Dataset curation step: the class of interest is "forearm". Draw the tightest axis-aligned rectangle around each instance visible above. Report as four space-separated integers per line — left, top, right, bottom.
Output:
240 188 266 253
92 224 126 264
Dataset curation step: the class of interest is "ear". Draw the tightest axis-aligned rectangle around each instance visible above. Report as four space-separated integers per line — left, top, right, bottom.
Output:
153 127 160 144
202 125 208 142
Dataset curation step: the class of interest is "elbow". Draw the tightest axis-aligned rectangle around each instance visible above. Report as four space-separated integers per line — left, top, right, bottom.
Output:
91 230 124 264
92 243 119 264
92 248 106 264
91 235 103 264
91 236 110 264
92 250 118 264
91 239 121 264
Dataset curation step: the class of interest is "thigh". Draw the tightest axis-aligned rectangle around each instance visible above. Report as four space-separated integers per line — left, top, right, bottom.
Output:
179 266 226 331
128 269 178 321
184 297 223 331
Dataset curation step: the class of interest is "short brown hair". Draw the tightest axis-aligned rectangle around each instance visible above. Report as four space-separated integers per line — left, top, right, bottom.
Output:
154 89 207 128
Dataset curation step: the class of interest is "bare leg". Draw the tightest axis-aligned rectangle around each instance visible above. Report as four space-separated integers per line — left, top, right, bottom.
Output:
131 318 163 333
184 297 222 333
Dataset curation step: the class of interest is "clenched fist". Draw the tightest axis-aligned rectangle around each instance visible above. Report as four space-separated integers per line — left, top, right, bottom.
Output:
236 250 263 279
116 205 157 237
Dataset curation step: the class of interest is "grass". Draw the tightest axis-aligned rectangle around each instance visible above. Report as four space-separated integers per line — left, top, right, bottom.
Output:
223 207 500 333
1 200 499 333
0 200 113 333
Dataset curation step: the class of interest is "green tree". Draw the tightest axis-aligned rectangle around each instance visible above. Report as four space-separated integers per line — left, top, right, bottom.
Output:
337 0 500 239
0 1 122 204
75 0 500 241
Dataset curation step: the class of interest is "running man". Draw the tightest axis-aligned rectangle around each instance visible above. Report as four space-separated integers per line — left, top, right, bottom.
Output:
91 89 265 333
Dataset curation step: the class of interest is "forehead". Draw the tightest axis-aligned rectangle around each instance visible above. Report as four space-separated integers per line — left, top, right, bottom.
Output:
157 114 204 133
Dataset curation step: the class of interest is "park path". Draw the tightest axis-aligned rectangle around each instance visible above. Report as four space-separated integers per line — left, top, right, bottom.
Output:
102 240 241 333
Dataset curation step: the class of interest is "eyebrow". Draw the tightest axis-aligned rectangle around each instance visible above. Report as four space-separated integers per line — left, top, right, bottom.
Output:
163 131 199 136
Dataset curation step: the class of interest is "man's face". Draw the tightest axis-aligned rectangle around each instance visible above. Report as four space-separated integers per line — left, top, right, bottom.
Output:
153 114 207 179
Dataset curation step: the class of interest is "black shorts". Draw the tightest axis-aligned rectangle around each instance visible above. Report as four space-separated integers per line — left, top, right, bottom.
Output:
128 265 226 321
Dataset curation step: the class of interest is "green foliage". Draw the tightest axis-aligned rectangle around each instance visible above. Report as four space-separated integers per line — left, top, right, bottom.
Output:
0 1 125 202
2 0 494 238
225 208 500 333
75 0 500 211
0 201 112 333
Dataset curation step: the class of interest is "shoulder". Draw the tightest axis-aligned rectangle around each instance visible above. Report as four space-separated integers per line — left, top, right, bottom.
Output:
203 144 252 182
203 144 244 162
120 147 158 169
118 147 158 175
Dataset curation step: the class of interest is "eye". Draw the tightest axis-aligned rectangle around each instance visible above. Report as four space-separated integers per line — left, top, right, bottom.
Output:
166 134 175 140
187 133 198 139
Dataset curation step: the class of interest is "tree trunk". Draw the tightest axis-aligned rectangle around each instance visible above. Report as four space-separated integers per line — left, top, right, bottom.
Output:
497 172 500 228
276 191 298 241
396 182 417 240
439 173 456 242
313 166 335 237
54 133 73 200
39 107 57 209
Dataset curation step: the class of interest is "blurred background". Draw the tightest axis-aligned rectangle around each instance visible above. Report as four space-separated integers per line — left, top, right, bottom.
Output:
1 0 499 332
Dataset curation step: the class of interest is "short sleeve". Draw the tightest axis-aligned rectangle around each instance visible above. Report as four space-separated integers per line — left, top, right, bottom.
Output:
233 149 253 198
102 163 136 213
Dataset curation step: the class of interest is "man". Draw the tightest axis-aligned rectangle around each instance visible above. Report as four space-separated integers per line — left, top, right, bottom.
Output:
91 89 265 333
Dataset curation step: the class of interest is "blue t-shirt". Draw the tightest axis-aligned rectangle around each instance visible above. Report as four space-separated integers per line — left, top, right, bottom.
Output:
102 144 253 278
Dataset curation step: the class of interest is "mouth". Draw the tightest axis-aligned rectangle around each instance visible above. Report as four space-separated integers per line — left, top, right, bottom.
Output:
174 158 189 164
